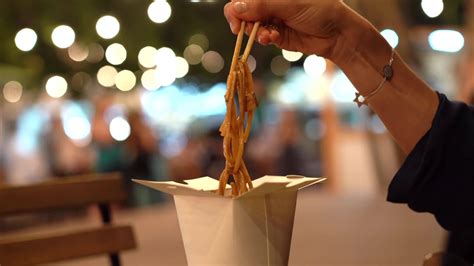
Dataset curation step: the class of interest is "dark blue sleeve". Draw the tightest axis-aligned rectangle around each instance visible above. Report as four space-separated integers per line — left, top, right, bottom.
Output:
387 92 474 232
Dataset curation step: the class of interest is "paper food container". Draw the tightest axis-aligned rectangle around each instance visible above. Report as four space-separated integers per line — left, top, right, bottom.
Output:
134 175 325 266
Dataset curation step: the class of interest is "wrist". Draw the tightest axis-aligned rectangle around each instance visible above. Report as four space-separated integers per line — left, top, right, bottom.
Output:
331 4 391 72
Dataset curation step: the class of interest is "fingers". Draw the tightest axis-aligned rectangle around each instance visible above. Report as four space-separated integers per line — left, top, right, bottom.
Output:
224 3 241 34
231 0 271 22
224 0 282 46
224 0 272 31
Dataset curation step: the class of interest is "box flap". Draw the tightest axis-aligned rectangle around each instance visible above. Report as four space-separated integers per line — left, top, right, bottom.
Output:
132 179 221 197
237 175 326 198
134 175 326 198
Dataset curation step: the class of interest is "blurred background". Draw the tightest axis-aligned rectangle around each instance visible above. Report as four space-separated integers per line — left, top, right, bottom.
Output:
0 0 473 265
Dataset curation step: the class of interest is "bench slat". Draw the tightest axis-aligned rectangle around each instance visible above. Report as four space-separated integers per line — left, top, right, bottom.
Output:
0 225 136 265
0 173 126 216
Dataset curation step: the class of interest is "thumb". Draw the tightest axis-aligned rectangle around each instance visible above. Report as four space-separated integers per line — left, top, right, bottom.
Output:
229 0 273 22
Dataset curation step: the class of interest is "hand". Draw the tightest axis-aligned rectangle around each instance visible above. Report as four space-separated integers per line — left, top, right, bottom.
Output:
224 0 351 60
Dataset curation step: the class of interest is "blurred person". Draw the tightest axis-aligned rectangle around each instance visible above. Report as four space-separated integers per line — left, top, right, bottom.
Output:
275 109 304 175
45 114 94 177
91 97 125 174
201 127 227 179
3 116 49 185
124 110 164 206
167 136 206 181
225 0 473 263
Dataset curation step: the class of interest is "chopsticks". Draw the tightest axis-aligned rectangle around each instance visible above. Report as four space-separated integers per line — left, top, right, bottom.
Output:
230 21 260 72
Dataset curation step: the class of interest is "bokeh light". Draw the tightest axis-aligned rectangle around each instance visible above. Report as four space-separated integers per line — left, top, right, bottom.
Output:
201 51 224 73
64 116 91 143
155 47 177 86
97 65 118 87
46 75 68 98
3 81 23 103
246 55 257 72
15 28 37 52
421 0 444 18
105 43 127 65
304 55 327 78
138 46 157 68
141 69 160 90
96 15 120 39
51 25 75 49
147 0 172 24
270 55 290 76
183 44 204 65
428 29 464 53
282 49 303 62
380 29 399 48
109 117 131 141
175 56 189 78
115 70 136 91
87 43 105 63
188 33 209 51
68 43 89 62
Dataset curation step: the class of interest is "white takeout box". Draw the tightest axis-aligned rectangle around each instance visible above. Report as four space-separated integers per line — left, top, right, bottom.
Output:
134 175 325 266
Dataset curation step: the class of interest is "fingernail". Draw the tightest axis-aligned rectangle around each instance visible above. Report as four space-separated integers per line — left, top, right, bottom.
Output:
234 2 248 13
229 22 236 32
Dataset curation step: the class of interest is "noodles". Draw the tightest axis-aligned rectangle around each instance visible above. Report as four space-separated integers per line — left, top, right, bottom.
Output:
218 22 260 197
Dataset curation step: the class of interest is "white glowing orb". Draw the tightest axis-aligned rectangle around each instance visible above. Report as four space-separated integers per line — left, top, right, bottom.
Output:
175 56 189 78
3 81 23 103
141 69 160 90
138 46 157 68
97 65 118 87
304 55 327 78
109 117 131 141
247 55 257 72
155 67 176 87
155 47 176 65
51 25 75 49
282 49 303 62
201 51 224 73
96 15 120 39
155 47 177 86
115 70 136 91
15 28 37 52
68 43 89 62
64 116 91 141
421 0 444 18
380 29 399 48
105 43 127 65
46 76 68 98
148 0 172 24
428 30 464 53
183 44 204 65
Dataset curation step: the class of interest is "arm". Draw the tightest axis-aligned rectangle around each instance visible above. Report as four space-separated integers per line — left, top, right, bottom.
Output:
334 6 439 153
225 0 438 153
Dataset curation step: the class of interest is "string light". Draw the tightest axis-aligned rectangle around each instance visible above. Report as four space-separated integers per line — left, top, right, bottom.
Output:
51 25 75 49
15 28 37 52
3 81 23 103
115 70 136 91
148 0 172 24
282 49 303 62
105 43 127 65
96 15 120 39
46 75 68 98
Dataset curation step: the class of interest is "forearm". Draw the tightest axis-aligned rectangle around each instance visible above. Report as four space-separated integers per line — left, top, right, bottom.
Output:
332 5 439 153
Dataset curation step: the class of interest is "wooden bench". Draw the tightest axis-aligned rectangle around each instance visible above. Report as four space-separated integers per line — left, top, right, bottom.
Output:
0 173 137 266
